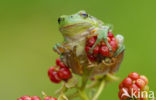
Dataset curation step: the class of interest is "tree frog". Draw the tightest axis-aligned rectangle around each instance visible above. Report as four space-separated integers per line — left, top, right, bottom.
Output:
53 10 124 57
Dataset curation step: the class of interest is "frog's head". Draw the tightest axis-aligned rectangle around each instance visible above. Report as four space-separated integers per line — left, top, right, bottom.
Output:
58 10 103 37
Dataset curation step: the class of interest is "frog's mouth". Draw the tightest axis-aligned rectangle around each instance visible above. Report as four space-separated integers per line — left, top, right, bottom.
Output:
61 23 82 30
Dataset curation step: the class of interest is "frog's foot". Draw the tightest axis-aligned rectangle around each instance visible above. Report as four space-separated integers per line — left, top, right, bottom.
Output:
113 45 125 57
53 45 61 55
102 28 112 51
53 43 66 55
90 29 112 53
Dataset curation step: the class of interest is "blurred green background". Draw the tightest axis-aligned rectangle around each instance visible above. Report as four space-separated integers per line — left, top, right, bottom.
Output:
0 0 156 99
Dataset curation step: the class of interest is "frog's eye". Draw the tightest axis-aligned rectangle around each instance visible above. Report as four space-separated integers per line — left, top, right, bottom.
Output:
82 13 88 17
80 12 88 18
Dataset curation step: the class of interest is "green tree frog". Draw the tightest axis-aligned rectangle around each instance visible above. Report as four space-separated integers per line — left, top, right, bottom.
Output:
53 10 124 57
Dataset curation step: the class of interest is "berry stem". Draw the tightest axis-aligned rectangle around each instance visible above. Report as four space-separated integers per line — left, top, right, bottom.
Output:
78 90 89 100
92 79 105 100
80 74 89 90
78 67 92 100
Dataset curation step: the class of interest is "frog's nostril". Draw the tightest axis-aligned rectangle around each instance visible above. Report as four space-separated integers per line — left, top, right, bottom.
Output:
58 17 65 24
58 17 61 24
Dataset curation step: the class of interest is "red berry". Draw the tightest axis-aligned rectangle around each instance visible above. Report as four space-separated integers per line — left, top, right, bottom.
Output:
48 67 55 76
44 96 51 100
122 77 133 88
56 58 66 68
85 45 91 53
88 37 96 46
58 68 71 80
129 84 139 96
51 98 57 100
31 96 41 100
109 39 118 51
111 37 116 41
48 67 61 83
119 82 124 89
17 98 22 100
99 46 109 56
135 79 146 90
58 62 66 68
87 54 96 61
128 72 140 80
44 96 57 100
118 88 129 99
93 36 97 40
56 58 61 66
140 75 148 85
93 45 100 55
107 37 111 42
108 32 114 39
118 90 122 99
20 96 31 100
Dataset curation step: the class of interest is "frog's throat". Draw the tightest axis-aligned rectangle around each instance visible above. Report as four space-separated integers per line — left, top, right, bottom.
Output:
64 30 90 42
60 23 94 42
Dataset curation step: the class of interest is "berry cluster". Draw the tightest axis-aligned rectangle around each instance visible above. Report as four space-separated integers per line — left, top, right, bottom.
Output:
85 32 118 62
48 58 71 83
17 96 57 100
118 72 149 100
17 96 41 100
44 96 57 100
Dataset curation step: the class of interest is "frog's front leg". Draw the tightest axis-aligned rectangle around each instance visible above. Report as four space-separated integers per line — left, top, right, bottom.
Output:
113 45 125 57
90 32 103 51
90 28 112 52
53 43 66 55
101 28 112 51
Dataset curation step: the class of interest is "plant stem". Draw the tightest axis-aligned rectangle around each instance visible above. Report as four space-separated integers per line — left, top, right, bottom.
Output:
92 79 105 100
80 73 88 90
79 90 89 100
78 78 89 100
78 68 91 100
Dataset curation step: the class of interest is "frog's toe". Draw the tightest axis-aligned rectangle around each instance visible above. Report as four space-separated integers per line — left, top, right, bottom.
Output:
53 45 61 54
56 43 63 48
105 41 112 51
108 46 112 52
89 40 100 53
